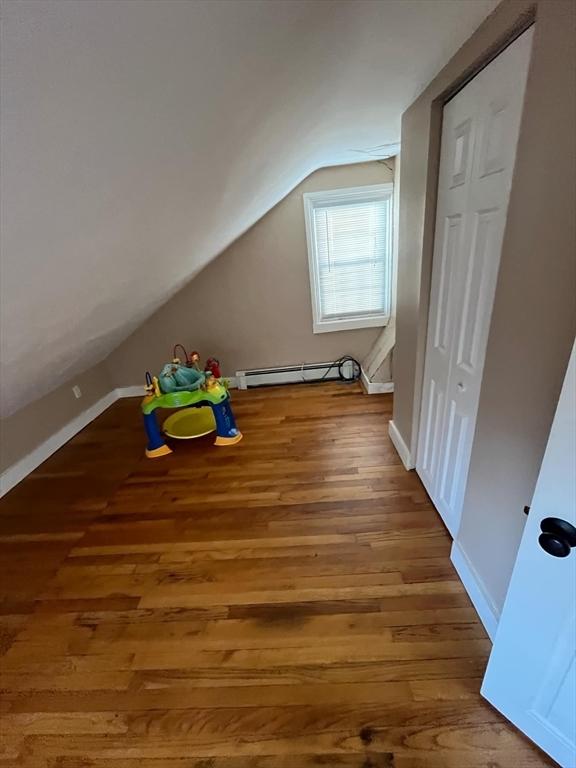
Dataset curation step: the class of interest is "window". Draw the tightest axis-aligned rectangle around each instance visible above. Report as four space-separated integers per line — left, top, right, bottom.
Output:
303 183 393 333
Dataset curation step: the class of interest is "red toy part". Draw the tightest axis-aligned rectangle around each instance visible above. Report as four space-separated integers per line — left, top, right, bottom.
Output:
205 357 221 379
173 344 198 367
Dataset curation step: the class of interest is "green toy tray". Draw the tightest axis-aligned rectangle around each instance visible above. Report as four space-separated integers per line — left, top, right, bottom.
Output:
141 382 228 415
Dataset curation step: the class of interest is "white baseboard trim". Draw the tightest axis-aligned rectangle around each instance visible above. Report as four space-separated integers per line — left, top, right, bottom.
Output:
0 390 118 498
1 377 242 496
2 368 391 496
450 540 500 641
115 385 144 398
388 420 415 470
360 368 394 395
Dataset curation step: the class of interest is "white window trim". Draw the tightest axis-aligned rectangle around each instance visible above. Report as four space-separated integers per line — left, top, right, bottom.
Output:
303 183 393 334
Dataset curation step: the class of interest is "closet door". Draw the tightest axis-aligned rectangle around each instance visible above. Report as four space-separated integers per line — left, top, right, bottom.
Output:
416 28 533 536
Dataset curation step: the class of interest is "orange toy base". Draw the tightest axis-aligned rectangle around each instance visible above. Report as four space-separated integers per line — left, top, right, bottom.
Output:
214 433 243 447
146 444 173 459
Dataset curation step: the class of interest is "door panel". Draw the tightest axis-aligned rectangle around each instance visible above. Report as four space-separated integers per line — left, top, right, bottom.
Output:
434 215 461 353
419 377 444 483
456 208 498 373
438 404 468 509
482 342 576 767
450 118 473 187
416 29 534 536
479 99 510 178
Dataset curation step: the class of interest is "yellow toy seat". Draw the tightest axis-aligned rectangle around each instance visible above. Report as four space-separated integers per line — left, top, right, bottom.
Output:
163 407 216 439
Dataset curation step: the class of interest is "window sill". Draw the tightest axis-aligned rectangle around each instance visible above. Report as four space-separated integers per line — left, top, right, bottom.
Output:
313 316 389 334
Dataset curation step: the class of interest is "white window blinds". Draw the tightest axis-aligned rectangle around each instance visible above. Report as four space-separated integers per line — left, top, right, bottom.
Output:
304 184 393 333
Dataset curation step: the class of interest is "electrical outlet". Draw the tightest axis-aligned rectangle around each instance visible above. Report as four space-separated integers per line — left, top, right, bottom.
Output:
72 385 82 399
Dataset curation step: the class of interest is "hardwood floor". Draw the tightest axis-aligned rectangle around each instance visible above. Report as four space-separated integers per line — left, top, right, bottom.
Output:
0 383 553 767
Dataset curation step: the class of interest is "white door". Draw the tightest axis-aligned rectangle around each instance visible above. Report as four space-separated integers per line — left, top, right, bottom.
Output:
417 29 533 536
482 342 576 768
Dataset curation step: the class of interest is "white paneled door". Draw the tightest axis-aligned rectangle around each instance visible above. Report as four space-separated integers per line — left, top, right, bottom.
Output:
482 342 576 767
417 28 534 536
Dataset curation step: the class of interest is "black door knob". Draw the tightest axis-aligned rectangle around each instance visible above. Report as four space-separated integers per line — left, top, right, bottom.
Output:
538 517 576 558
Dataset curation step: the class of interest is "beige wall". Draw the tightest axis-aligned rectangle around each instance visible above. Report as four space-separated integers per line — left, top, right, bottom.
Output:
107 162 393 388
1 0 495 418
392 0 576 614
458 0 576 613
0 361 112 474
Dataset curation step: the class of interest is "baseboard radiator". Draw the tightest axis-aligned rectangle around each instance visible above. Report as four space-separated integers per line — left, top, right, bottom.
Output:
235 360 355 390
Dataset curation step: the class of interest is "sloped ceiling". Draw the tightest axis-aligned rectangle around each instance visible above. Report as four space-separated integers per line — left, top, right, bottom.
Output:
0 0 497 416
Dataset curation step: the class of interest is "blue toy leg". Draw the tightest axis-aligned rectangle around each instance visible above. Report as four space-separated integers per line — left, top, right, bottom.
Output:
143 411 172 458
211 398 243 446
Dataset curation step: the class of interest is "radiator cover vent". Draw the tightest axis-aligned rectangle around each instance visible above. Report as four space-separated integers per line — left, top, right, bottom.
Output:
235 361 353 390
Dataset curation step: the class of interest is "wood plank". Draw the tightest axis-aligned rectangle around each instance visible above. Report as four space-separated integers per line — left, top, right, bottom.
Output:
0 383 550 766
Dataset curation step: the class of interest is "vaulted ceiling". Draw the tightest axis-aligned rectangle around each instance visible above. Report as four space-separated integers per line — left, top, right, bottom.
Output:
0 0 497 416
